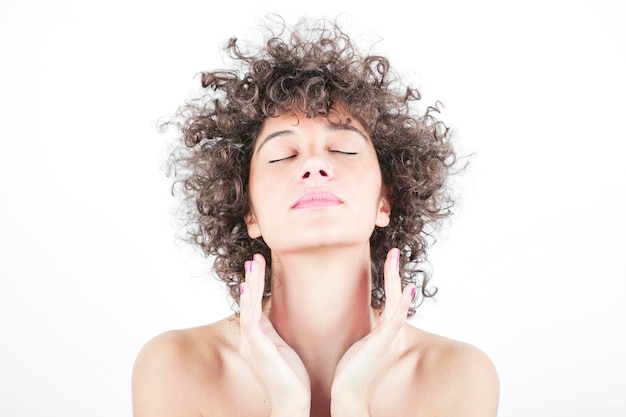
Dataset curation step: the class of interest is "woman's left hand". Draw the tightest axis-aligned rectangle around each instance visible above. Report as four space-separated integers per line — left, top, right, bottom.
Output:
330 248 415 417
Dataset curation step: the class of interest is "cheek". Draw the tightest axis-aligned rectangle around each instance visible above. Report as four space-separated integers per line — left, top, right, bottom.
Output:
357 164 383 193
247 173 289 236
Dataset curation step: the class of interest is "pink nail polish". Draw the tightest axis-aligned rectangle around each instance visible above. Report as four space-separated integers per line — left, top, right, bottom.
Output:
410 287 416 297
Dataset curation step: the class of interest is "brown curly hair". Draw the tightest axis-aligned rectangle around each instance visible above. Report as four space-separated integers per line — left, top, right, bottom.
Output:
167 17 456 317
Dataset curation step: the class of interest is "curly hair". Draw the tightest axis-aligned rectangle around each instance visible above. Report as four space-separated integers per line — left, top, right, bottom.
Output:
167 17 456 317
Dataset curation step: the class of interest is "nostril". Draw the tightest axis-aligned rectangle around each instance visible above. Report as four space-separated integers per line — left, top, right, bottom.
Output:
302 170 328 179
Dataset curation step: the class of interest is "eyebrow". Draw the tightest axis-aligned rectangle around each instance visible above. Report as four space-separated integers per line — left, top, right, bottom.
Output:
256 123 369 153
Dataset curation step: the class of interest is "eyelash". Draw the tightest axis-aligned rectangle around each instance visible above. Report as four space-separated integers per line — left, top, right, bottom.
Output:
330 150 358 155
269 150 357 163
269 155 297 163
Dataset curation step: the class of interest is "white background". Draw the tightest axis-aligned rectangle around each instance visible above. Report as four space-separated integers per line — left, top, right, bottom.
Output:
1 0 624 416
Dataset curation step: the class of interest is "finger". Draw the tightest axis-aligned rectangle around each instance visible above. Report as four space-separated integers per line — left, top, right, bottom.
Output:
250 254 266 312
239 260 254 329
243 253 266 323
240 254 263 325
383 248 402 315
239 254 270 357
239 262 254 358
374 284 415 349
390 284 415 324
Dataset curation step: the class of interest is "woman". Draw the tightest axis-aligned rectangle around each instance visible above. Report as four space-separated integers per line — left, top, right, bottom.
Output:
132 18 499 417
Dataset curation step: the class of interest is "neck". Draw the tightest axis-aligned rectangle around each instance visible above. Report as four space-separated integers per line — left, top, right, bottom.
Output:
265 244 379 415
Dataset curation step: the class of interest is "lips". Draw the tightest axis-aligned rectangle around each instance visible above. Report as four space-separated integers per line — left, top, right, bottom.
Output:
291 189 343 209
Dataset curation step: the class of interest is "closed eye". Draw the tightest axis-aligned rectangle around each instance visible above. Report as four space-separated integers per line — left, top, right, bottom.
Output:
269 155 297 163
330 150 358 155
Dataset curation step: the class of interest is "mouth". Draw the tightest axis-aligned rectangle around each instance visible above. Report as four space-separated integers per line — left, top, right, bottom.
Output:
291 189 343 209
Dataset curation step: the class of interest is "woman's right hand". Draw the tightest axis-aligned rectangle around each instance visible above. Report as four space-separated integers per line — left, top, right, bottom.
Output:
239 254 311 417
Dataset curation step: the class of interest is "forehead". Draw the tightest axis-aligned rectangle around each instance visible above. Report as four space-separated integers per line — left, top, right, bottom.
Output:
254 110 370 151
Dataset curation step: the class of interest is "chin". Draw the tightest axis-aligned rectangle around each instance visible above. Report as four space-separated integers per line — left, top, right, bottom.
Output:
264 226 375 253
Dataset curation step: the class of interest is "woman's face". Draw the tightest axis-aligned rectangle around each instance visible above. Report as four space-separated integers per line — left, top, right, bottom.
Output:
245 110 390 254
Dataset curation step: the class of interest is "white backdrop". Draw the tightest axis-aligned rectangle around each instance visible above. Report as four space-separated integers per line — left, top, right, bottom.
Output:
1 0 624 416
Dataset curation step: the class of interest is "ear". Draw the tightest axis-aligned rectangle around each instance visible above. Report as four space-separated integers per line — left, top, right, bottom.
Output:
375 187 392 228
245 210 262 239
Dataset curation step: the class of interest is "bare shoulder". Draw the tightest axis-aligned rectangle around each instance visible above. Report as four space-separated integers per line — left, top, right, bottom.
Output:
405 325 500 416
131 316 242 417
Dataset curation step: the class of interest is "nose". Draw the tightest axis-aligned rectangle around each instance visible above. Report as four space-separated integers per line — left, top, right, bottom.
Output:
302 169 328 179
299 153 333 180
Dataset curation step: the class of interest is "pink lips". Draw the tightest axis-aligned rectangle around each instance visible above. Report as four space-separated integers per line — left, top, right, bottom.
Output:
292 190 343 209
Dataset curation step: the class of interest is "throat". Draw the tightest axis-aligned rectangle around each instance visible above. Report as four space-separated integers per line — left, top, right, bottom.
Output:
265 247 379 411
267 288 377 417
269 292 375 362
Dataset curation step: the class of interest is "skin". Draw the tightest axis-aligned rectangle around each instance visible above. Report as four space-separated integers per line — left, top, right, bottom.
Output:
132 111 500 417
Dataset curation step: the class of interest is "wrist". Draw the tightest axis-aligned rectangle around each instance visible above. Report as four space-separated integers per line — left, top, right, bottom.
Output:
331 385 370 417
270 403 310 417
330 398 370 417
271 411 309 417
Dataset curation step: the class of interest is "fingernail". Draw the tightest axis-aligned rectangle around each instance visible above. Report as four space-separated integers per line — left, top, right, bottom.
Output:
410 286 416 298
240 283 244 295
244 260 252 273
